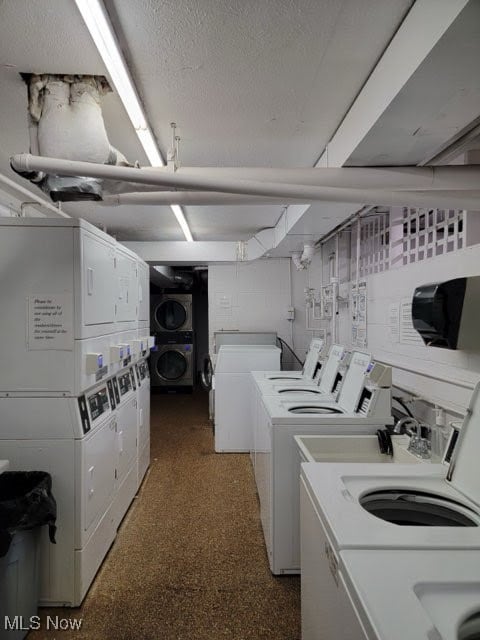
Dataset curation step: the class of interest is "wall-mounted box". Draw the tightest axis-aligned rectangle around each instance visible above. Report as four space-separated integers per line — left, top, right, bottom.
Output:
412 276 480 350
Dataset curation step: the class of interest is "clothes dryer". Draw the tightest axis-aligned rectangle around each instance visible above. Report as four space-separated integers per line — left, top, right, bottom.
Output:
150 343 193 387
134 357 151 488
0 376 125 606
150 293 192 333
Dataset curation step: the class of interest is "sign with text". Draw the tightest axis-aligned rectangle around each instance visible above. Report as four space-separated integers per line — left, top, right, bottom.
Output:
27 294 73 350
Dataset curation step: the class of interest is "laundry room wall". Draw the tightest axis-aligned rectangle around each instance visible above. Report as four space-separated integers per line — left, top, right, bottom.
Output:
208 259 301 368
291 207 480 418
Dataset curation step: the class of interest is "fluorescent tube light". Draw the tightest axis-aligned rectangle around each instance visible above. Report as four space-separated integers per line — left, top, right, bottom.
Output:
171 205 194 243
75 0 194 242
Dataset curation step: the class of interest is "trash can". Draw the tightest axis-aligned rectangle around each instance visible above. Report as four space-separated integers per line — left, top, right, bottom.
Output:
0 472 57 640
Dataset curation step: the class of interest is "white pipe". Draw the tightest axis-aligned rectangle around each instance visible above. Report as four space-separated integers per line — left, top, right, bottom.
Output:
0 172 69 218
92 164 480 191
356 216 361 291
10 155 480 211
103 192 307 206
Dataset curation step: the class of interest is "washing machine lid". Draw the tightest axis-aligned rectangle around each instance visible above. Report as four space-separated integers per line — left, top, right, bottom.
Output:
340 549 480 640
317 344 346 394
156 298 187 330
302 338 324 379
447 381 480 509
336 351 372 413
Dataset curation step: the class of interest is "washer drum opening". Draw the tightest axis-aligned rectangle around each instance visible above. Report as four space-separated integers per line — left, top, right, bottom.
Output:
288 405 343 415
360 489 478 527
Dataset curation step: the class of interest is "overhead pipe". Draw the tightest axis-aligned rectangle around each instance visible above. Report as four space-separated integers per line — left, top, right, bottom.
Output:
10 154 480 210
102 189 480 210
102 192 307 206
11 153 480 191
103 164 480 191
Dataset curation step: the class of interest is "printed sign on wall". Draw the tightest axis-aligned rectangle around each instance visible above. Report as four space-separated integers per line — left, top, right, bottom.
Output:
27 294 73 350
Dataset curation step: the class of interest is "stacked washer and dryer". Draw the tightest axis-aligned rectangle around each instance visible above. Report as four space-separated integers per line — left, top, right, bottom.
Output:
0 217 153 607
150 293 194 390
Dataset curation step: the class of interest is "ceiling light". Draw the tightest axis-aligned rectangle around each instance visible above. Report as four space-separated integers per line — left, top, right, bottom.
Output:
74 0 194 242
171 204 193 243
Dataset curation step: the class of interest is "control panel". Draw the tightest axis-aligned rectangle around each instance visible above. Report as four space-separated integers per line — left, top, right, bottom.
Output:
88 386 110 421
118 370 133 397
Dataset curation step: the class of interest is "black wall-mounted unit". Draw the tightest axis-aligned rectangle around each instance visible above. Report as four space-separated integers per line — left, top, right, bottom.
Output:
412 276 480 350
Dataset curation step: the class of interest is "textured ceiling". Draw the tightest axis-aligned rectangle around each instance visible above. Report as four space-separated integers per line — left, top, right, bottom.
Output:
0 0 413 241
106 0 413 168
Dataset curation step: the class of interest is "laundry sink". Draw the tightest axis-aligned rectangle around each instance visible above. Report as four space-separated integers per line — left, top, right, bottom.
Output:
295 434 425 465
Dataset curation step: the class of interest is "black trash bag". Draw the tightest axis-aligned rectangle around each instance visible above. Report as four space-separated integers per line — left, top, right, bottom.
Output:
0 471 57 558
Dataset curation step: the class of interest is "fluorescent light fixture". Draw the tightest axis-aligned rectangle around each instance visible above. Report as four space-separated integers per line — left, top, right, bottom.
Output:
171 204 194 243
74 0 194 242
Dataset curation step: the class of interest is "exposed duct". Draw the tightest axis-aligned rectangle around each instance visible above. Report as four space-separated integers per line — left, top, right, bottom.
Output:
291 244 316 270
10 154 480 211
14 74 130 202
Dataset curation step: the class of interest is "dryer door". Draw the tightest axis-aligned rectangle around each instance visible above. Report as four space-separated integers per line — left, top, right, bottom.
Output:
157 349 188 381
156 299 187 331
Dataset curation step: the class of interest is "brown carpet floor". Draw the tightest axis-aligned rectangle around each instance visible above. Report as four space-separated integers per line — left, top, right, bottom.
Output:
28 391 300 640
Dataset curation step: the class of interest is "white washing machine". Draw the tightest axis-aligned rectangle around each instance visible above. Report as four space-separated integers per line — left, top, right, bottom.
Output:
299 383 480 640
319 549 480 640
251 337 324 383
253 357 393 575
134 357 151 488
150 293 192 333
214 344 281 452
150 343 193 387
251 343 348 400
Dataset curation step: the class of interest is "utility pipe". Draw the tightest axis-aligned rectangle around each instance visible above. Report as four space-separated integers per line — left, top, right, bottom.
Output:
103 192 307 206
53 161 480 190
10 156 480 211
0 172 69 218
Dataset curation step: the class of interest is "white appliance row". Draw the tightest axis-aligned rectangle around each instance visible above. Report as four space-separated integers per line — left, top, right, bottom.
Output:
214 344 281 452
0 217 150 396
0 216 152 607
0 356 150 607
251 349 394 575
299 381 480 640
